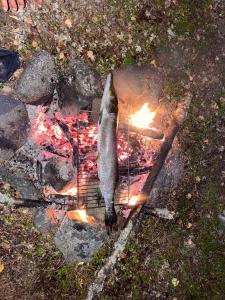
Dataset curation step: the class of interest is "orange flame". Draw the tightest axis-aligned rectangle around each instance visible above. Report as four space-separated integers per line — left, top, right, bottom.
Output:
128 103 156 129
67 209 95 223
59 182 78 196
128 195 140 206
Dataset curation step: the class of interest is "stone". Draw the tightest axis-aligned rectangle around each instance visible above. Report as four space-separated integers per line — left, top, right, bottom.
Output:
147 148 185 206
113 65 164 117
16 50 58 105
0 94 29 161
0 192 14 205
57 60 102 116
54 217 108 263
33 207 53 233
37 157 76 191
0 163 41 200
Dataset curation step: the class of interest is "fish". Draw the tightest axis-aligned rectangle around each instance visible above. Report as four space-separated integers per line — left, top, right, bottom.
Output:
97 73 118 232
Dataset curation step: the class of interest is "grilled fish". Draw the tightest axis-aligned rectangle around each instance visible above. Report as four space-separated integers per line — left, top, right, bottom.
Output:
97 73 118 232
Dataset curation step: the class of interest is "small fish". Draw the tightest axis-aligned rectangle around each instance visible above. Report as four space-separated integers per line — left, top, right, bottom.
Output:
97 73 118 232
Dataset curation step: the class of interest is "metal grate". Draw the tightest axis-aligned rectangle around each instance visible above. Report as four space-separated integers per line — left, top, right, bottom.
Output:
48 110 156 210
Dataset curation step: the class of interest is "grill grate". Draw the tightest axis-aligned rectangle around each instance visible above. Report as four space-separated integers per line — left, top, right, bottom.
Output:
47 110 157 210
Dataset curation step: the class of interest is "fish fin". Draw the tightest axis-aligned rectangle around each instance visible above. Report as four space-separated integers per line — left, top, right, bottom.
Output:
105 208 117 234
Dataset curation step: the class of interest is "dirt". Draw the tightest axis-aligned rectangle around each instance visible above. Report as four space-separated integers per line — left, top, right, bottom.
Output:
0 0 225 299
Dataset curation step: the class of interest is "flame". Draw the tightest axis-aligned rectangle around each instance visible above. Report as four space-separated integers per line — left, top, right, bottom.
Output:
59 182 78 196
128 103 156 129
67 209 95 223
128 195 140 206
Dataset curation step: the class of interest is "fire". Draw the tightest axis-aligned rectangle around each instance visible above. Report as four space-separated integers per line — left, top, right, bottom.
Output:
128 103 156 129
67 209 95 223
59 182 78 196
128 195 140 206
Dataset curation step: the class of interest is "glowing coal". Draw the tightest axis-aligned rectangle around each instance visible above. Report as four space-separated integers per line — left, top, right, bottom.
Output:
31 104 161 224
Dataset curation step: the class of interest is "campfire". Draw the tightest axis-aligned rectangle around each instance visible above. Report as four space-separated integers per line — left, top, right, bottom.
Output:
0 55 190 262
31 99 163 224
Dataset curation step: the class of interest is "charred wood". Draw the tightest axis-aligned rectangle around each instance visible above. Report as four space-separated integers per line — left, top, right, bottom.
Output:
119 123 164 140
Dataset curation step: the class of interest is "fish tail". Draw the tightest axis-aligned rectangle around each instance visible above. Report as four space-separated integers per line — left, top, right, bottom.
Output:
105 206 117 234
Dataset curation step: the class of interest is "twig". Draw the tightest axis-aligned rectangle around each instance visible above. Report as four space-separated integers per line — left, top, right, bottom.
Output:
54 118 78 167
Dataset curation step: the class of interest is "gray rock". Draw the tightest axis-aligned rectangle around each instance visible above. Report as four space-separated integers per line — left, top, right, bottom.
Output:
113 65 164 117
58 60 102 116
37 157 76 191
33 207 54 233
0 162 42 200
148 148 185 206
54 218 107 263
0 94 29 161
0 192 14 205
16 50 58 105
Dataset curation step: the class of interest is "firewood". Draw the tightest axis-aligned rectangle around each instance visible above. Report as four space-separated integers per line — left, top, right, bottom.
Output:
118 123 164 140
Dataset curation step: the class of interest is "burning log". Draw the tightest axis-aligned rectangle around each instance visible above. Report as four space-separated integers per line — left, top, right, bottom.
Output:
119 122 164 140
0 95 29 161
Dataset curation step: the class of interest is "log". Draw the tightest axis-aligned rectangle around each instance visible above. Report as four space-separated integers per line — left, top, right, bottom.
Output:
119 122 164 140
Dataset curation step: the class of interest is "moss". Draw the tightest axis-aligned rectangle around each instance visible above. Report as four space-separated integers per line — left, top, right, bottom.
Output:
55 264 74 292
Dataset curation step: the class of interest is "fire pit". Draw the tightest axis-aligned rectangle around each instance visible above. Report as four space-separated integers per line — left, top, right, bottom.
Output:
0 51 188 262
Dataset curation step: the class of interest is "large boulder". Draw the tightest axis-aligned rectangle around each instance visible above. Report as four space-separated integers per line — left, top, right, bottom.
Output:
54 217 107 263
57 60 102 116
16 50 58 105
0 94 29 161
113 65 164 117
37 157 76 191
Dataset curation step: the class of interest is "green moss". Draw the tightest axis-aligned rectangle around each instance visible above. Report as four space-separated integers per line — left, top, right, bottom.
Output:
55 264 74 292
36 244 46 257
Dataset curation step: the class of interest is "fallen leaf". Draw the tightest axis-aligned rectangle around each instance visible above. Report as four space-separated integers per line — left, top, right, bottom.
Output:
65 18 73 29
14 69 23 78
172 278 179 287
59 52 65 61
87 50 95 62
0 261 4 273
187 222 192 229
32 41 39 48
13 39 20 46
77 45 83 53
150 59 157 67
92 16 98 23
24 16 33 25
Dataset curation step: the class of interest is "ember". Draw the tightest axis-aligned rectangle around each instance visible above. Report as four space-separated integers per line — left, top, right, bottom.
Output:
31 102 161 222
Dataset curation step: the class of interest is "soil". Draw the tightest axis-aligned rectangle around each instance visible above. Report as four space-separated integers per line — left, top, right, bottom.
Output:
0 0 225 299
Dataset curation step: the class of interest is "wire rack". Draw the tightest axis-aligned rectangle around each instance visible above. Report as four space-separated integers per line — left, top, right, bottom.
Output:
47 110 154 210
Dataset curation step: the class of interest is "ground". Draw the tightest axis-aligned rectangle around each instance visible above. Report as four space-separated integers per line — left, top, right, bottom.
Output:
0 0 225 299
